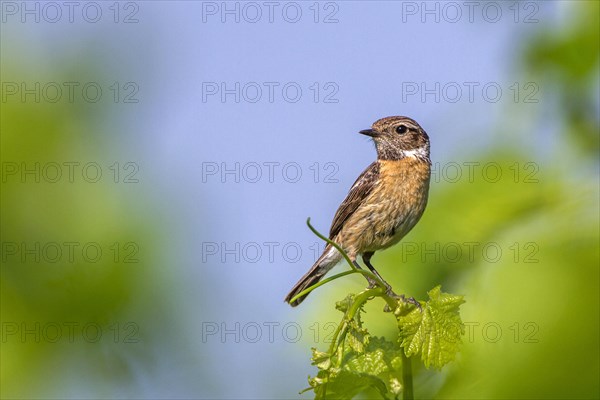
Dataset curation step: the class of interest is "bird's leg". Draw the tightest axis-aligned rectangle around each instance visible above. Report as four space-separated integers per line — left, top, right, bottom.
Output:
362 252 422 311
362 252 396 294
352 259 379 288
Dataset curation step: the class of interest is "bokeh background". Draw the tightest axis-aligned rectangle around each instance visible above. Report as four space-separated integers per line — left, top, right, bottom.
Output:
1 1 598 399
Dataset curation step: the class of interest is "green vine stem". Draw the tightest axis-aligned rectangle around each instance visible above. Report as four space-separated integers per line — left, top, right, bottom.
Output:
299 218 415 400
402 352 413 400
288 219 387 305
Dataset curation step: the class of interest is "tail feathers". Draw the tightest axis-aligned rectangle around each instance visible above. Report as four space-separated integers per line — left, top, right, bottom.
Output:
284 245 340 307
284 267 327 307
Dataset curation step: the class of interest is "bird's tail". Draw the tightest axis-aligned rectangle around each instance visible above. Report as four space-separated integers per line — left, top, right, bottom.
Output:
284 244 342 307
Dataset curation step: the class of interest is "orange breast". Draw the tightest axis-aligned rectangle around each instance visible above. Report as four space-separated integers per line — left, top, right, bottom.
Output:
338 158 431 256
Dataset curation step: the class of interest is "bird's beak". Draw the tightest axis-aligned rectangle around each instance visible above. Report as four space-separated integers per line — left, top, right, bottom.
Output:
359 129 379 137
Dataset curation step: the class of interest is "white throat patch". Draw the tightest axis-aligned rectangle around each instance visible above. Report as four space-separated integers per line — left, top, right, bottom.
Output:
402 146 428 160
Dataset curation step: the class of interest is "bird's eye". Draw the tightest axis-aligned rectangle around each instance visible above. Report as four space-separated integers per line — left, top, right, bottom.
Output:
395 125 408 134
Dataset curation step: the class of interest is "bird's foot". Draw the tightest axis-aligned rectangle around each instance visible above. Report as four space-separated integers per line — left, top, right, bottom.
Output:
400 294 423 311
366 277 379 289
368 280 397 297
385 285 399 299
383 293 422 313
382 285 400 312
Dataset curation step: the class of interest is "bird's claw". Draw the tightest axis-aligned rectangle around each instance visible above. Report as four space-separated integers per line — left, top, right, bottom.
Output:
382 286 401 312
366 277 379 289
401 294 423 311
383 293 423 313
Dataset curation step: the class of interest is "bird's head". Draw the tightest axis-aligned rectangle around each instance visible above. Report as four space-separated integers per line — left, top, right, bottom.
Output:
360 116 430 162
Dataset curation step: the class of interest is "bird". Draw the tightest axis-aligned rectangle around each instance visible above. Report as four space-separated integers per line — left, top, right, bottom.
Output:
285 116 431 307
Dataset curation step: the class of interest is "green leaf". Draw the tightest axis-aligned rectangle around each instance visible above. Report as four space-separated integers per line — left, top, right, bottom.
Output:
396 286 465 370
335 294 355 313
309 337 403 400
302 222 466 398
346 320 369 353
311 348 332 371
311 370 389 400
309 299 399 399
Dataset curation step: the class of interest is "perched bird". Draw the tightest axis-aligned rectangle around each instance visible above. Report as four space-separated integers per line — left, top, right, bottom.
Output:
285 116 431 306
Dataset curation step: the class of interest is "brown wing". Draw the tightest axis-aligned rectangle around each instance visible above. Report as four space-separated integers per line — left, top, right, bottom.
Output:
329 161 380 238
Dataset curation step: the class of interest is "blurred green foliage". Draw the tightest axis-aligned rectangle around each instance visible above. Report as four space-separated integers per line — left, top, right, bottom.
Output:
389 3 599 398
0 67 177 397
301 2 599 399
524 1 599 155
1 1 598 399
